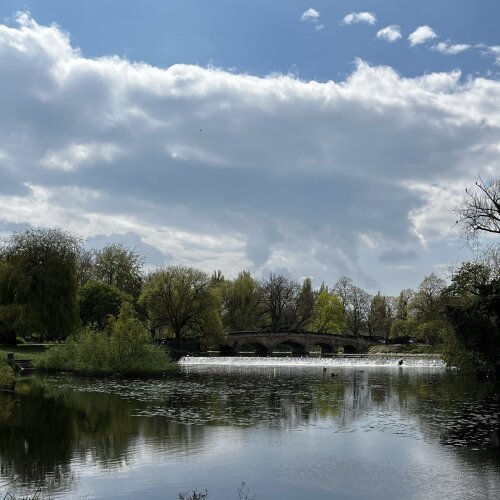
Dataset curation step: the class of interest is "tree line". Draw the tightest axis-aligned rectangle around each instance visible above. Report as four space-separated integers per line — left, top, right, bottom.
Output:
0 177 498 372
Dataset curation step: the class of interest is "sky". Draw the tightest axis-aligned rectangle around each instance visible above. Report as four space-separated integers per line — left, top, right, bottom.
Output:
0 1 499 295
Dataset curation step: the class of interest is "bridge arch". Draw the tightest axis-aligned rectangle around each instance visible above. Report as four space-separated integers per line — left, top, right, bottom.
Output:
238 341 270 356
311 342 337 355
271 339 308 355
341 344 358 354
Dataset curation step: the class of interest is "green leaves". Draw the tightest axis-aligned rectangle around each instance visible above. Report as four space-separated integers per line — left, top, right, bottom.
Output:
310 291 346 335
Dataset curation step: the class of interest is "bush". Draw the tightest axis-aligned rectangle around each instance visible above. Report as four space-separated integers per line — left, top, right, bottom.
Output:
0 360 16 386
36 303 173 375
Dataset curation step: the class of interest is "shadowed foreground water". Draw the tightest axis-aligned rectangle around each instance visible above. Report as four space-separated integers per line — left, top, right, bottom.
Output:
0 357 499 499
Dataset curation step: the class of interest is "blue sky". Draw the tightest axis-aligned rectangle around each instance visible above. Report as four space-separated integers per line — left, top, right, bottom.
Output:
0 1 499 295
3 0 500 79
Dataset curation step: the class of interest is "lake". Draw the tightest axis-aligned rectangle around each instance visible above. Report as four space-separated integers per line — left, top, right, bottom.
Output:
0 356 499 499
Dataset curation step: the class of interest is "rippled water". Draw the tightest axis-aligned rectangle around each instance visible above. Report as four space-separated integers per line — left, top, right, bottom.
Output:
0 357 499 499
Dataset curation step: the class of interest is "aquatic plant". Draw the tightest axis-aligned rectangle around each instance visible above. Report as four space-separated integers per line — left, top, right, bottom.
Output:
178 483 254 500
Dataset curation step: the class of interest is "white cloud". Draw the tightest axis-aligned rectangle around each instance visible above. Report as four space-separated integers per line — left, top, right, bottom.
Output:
376 25 402 43
478 44 500 66
300 8 323 31
2 14 500 291
300 8 320 22
342 12 376 26
41 142 121 171
432 41 470 55
408 25 438 46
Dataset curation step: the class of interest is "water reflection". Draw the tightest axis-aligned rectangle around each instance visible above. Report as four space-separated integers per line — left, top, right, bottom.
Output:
0 364 498 498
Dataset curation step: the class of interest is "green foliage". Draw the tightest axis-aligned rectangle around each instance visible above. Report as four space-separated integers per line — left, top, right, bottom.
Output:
334 276 371 336
0 228 81 341
222 271 263 331
36 303 173 375
415 319 449 346
410 273 446 323
396 289 414 320
78 281 131 329
140 266 222 344
368 292 391 338
442 262 500 373
390 319 417 340
310 291 346 334
93 243 144 299
0 360 16 386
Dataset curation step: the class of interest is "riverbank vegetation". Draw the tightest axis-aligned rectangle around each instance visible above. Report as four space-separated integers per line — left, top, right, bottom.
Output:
0 360 15 388
36 303 173 375
0 177 498 375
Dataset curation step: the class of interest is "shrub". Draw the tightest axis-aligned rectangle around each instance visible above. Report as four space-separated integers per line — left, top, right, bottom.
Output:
36 303 173 375
0 360 16 386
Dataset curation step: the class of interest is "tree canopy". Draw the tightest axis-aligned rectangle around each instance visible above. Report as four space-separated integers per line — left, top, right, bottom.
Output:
140 265 222 344
93 243 144 299
0 228 81 341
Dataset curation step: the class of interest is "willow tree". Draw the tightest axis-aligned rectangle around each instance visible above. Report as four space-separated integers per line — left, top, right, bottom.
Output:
0 228 81 341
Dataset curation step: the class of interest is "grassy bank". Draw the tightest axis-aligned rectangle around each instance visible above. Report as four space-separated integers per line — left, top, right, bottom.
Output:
0 344 49 363
368 344 443 356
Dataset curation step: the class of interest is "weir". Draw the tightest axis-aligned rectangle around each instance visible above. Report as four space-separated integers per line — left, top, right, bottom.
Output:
179 356 446 369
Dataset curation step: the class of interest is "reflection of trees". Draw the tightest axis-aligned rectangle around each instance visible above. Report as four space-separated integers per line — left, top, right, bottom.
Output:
0 377 206 495
0 383 74 494
0 368 498 497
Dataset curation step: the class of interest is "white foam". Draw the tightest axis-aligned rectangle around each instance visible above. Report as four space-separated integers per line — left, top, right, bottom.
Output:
179 356 446 369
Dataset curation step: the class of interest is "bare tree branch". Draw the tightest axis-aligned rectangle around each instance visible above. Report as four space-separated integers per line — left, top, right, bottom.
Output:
454 177 500 241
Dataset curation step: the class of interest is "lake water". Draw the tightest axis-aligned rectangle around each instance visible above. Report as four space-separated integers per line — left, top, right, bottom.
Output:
0 356 499 499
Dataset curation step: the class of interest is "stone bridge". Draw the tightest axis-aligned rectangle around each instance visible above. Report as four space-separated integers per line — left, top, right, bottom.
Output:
220 331 375 356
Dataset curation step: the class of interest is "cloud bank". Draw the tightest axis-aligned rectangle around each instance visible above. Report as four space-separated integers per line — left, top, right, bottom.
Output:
1 14 499 291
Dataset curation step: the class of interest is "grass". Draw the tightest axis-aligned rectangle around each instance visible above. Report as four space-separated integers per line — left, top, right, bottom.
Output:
0 344 49 363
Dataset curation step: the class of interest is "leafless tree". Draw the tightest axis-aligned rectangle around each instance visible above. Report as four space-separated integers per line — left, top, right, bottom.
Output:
455 177 500 241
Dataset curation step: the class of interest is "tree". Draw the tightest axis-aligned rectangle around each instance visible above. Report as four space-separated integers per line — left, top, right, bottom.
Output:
310 291 346 334
293 277 316 331
442 262 500 373
390 319 417 341
260 273 300 330
334 277 370 336
0 228 81 341
93 243 144 299
78 281 132 330
455 177 500 240
140 266 222 344
396 289 414 320
410 273 446 323
368 292 391 339
76 248 95 286
222 271 263 332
